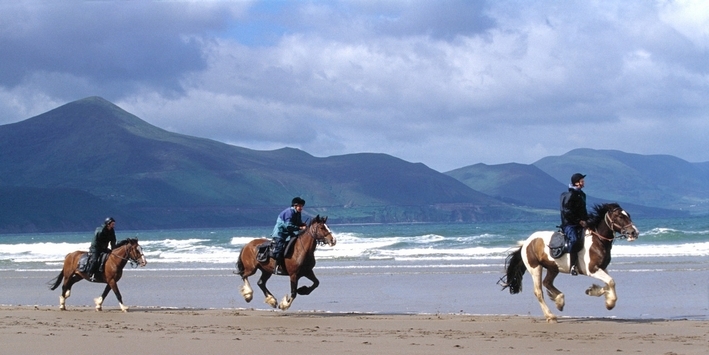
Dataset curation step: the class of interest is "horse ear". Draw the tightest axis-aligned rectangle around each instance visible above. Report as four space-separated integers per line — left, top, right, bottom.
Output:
323 216 327 223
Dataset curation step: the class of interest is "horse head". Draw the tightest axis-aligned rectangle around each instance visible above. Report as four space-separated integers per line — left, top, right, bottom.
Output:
308 215 336 247
596 203 639 242
121 238 147 267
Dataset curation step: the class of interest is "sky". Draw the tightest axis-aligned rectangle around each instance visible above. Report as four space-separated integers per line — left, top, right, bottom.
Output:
1 1 707 172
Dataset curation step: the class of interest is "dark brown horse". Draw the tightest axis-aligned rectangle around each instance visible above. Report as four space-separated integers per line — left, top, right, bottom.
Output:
500 203 639 322
236 215 336 310
48 238 147 312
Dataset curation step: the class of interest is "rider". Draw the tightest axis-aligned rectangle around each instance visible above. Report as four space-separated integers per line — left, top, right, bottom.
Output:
88 217 117 281
271 197 307 274
560 173 588 276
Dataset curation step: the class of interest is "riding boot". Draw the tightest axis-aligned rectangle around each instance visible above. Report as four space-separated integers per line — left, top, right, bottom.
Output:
570 252 578 276
274 257 287 275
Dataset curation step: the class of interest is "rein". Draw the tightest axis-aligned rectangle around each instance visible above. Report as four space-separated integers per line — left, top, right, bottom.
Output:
590 209 633 242
108 244 144 268
303 224 333 248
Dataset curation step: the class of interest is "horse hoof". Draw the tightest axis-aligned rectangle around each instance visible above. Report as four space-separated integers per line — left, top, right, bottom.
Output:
264 295 277 308
278 295 293 311
546 317 558 323
240 286 253 303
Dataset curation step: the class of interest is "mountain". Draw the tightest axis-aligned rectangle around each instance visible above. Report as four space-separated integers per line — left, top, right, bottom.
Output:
0 97 527 233
446 149 708 217
446 163 564 209
533 149 709 213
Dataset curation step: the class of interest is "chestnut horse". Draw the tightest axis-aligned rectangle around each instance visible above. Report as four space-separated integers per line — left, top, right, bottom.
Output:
48 238 147 312
236 215 336 310
500 203 639 322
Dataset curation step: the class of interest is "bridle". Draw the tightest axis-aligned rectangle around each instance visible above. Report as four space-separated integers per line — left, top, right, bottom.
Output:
591 208 634 242
108 243 145 268
296 221 334 249
309 222 334 246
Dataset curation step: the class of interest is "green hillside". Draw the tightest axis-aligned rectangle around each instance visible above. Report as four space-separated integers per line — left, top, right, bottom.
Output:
0 97 528 232
534 149 709 213
446 163 565 209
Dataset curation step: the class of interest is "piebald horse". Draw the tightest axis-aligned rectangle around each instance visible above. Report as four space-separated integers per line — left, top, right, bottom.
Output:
500 203 639 322
236 215 336 310
49 238 147 312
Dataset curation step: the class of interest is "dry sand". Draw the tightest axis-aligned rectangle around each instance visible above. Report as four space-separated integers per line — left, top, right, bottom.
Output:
1 306 707 355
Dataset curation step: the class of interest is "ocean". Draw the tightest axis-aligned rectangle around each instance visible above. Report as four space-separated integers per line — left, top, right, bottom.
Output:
1 217 708 319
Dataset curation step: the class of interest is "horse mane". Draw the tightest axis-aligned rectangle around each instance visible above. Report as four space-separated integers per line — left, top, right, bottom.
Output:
586 203 621 230
307 215 326 226
115 238 137 248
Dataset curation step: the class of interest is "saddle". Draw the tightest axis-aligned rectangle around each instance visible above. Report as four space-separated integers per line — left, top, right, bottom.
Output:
78 252 109 274
549 228 586 259
256 238 296 264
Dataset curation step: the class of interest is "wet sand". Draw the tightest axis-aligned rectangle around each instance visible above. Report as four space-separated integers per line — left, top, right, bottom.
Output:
1 306 707 355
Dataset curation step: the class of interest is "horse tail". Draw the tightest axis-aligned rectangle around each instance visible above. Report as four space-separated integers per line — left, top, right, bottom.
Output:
499 246 525 294
235 249 245 276
48 270 64 290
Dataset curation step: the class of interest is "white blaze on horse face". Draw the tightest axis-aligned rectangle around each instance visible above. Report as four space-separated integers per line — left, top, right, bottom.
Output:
137 245 148 266
325 224 336 246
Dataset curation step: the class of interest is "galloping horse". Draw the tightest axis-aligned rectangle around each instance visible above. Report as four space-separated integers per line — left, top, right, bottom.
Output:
500 203 639 322
48 238 147 312
236 215 336 310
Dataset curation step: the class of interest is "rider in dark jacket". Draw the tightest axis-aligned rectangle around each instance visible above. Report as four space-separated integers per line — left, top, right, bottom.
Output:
271 197 306 273
88 217 117 281
560 173 588 276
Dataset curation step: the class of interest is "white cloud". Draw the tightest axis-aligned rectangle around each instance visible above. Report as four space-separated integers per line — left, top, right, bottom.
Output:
658 0 709 50
1 0 708 171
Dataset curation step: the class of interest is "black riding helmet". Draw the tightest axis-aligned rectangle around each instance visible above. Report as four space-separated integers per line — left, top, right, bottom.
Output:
291 197 306 206
104 217 116 225
571 173 586 184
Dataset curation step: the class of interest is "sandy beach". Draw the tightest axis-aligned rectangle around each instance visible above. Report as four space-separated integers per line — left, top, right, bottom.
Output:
1 306 707 355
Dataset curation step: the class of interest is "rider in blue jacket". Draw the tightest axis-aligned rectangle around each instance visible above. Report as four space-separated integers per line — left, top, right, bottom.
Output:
271 197 306 273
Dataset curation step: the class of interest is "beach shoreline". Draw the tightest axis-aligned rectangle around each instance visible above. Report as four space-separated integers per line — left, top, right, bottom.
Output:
2 305 708 355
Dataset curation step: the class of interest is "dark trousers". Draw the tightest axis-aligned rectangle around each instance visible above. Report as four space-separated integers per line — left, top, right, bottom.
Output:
272 237 286 261
87 249 105 274
563 225 583 269
563 225 582 253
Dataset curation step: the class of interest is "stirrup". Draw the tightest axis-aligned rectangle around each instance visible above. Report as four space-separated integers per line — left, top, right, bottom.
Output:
274 263 287 275
570 266 578 276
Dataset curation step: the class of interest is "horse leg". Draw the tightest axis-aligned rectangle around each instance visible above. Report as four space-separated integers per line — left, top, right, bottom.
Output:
59 273 82 311
94 284 112 311
240 277 254 303
109 280 130 312
278 274 299 311
585 269 617 310
95 280 129 312
530 266 557 323
295 269 319 296
256 272 277 308
542 267 565 312
237 259 257 303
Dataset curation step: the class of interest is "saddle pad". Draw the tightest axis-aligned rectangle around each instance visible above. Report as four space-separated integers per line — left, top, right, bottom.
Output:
256 242 271 263
548 231 566 259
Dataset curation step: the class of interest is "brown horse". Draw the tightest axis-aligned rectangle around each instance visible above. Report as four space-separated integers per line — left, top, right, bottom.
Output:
500 203 639 322
236 215 336 310
48 238 147 312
